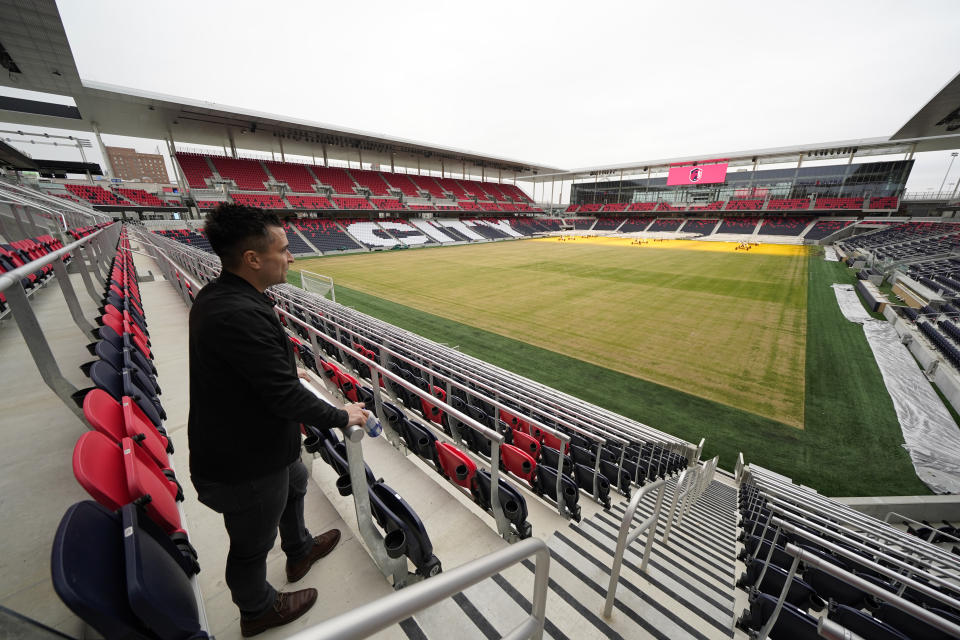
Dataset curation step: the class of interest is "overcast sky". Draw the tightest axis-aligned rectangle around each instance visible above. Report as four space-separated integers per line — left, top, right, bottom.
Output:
5 0 960 198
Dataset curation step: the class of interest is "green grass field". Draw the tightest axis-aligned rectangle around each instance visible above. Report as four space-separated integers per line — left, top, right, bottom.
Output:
289 238 931 496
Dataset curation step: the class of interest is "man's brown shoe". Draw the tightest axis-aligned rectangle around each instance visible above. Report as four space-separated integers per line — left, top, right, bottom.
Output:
286 529 341 582
240 588 317 637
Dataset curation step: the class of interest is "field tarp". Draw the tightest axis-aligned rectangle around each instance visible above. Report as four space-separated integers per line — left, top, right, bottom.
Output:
833 283 960 494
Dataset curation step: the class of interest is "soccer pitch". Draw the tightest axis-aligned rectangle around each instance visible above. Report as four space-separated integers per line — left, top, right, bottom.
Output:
296 237 808 427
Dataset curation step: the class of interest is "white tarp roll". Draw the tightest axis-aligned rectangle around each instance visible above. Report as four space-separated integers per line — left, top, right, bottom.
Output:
832 283 960 493
824 246 839 262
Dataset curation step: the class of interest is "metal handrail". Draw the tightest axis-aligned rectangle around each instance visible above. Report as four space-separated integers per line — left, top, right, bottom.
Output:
603 476 667 618
743 466 960 574
753 537 960 640
883 511 960 545
661 467 697 545
0 224 112 293
284 537 550 640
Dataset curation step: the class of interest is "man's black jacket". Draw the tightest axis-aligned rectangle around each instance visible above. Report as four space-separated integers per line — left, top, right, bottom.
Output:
188 271 347 483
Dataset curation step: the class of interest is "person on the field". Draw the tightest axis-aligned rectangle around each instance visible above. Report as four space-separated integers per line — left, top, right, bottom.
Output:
188 204 369 637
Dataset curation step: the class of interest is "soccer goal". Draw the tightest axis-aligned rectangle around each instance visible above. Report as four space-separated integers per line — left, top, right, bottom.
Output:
300 270 336 302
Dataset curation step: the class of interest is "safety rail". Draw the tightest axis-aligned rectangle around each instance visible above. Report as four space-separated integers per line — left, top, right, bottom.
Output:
285 537 550 640
735 451 745 484
0 222 121 421
603 477 668 618
883 511 960 546
271 293 589 516
742 465 960 581
274 303 541 535
0 178 113 231
661 456 716 545
750 521 960 640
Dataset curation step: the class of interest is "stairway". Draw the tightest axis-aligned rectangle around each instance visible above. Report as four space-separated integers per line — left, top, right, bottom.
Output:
393 478 740 639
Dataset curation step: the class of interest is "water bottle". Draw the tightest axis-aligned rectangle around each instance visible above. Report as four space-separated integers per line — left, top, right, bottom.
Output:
365 413 382 438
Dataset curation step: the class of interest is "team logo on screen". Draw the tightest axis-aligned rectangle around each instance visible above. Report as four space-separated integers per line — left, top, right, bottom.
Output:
689 167 703 183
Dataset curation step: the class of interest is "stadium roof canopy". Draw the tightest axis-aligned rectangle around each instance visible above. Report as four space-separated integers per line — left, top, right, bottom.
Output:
0 0 561 177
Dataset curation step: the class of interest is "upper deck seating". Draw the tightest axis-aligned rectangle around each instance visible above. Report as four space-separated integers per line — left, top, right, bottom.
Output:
579 204 601 213
481 182 509 202
264 161 319 192
626 202 657 212
430 177 467 199
655 202 683 212
601 203 627 212
152 228 214 253
565 205 580 213
65 184 130 206
209 156 270 190
725 199 764 211
499 183 533 203
371 198 405 211
867 196 899 210
195 200 227 209
230 193 287 209
805 219 853 240
287 195 334 210
333 196 374 210
457 180 488 200
403 175 444 199
350 169 393 196
760 217 811 236
174 153 214 188
815 197 864 210
458 201 481 211
768 198 811 211
384 173 422 197
688 201 724 211
114 188 170 208
681 219 718 234
312 167 358 194
478 202 502 212
717 217 760 233
295 219 362 252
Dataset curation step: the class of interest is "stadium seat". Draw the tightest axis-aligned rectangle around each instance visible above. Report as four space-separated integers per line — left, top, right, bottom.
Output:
500 443 536 483
737 593 820 639
532 464 581 521
470 470 532 539
435 441 476 489
51 501 157 640
367 481 442 578
83 388 173 470
828 604 909 640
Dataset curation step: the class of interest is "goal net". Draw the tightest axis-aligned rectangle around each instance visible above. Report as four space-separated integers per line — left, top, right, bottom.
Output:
300 270 336 302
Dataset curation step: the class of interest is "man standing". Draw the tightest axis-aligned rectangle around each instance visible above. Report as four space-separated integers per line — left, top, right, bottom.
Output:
188 205 369 637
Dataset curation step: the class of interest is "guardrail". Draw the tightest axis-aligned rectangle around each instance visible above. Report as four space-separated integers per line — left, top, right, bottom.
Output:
0 223 120 421
603 477 667 618
284 537 550 640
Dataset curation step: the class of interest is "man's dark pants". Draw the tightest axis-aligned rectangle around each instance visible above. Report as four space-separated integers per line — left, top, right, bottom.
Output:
194 460 314 619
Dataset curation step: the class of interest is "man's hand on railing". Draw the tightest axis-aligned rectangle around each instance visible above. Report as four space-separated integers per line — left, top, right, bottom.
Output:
344 402 370 428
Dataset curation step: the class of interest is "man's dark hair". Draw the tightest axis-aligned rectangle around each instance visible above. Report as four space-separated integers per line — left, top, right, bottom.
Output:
204 204 282 269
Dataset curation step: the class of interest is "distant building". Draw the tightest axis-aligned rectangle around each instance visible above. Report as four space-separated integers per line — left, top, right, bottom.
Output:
106 146 170 183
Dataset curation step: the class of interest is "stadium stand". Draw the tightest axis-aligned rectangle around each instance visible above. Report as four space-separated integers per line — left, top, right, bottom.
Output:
294 219 363 252
152 228 214 252
725 199 764 211
208 156 270 190
65 184 130 206
578 204 602 213
312 166 358 194
687 201 725 211
564 204 580 213
618 217 655 232
815 197 864 210
433 177 469 200
371 198 405 211
627 202 657 212
655 202 683 212
113 188 171 208
406 175 445 199
717 217 760 233
194 200 227 209
760 217 812 236
805 219 854 240
263 160 320 192
868 196 900 210
174 153 214 189
350 169 393 196
283 223 315 254
768 198 812 210
333 196 374 210
680 219 718 234
499 183 533 203
287 195 335 210
229 193 287 209
593 217 624 231
383 173 422 197
458 200 481 211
